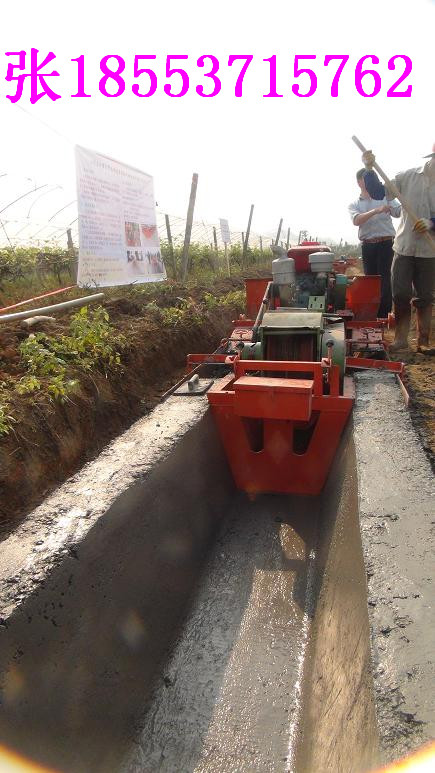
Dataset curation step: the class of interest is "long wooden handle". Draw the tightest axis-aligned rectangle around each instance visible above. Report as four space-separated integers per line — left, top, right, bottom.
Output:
352 135 435 250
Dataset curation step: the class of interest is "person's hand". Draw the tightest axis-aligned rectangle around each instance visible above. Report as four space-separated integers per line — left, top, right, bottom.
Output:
413 217 432 233
362 150 375 169
377 204 390 214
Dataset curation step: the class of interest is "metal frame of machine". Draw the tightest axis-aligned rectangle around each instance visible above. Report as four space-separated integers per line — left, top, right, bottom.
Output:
185 243 404 497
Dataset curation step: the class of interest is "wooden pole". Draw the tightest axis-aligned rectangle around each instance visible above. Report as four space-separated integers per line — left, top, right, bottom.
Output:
286 227 290 250
224 242 230 276
242 204 254 267
298 230 302 245
165 214 177 279
260 236 263 255
275 218 283 246
213 226 219 271
66 228 78 281
352 136 435 250
181 172 198 281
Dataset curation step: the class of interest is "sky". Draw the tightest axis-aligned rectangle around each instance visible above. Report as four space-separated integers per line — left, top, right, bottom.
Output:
0 0 434 248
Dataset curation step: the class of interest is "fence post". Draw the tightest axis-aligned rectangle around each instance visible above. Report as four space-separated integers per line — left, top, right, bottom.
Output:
66 228 78 280
165 214 177 279
224 243 230 276
242 204 254 267
181 172 198 282
275 218 283 246
213 226 219 271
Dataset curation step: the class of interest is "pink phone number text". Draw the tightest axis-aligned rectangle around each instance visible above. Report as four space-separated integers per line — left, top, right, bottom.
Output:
4 51 413 104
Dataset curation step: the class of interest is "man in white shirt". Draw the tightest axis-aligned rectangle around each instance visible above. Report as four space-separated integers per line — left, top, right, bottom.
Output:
349 169 401 319
362 145 435 353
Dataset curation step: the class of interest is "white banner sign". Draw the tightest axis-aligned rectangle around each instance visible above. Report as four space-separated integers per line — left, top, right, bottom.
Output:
75 146 166 287
219 218 231 244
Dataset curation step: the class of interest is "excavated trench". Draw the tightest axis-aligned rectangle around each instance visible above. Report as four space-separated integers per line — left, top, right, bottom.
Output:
3 367 433 773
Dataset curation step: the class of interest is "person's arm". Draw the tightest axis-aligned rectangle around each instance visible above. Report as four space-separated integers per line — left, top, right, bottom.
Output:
363 170 386 199
352 203 391 226
361 151 400 200
389 200 401 218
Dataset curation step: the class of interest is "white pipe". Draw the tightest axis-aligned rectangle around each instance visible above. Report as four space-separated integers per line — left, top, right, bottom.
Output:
0 293 104 323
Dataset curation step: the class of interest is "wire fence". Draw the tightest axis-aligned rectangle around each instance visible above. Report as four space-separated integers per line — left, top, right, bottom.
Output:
0 173 333 252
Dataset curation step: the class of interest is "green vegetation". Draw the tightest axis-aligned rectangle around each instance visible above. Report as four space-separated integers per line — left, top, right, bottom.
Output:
0 288 246 436
0 386 14 435
160 240 272 281
0 240 360 305
157 290 246 326
0 246 76 304
0 306 126 434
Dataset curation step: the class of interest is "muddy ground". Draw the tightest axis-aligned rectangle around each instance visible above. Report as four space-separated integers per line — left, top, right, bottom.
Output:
387 312 435 470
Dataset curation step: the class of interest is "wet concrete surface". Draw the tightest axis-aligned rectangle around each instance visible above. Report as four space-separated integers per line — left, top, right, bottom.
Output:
354 372 435 763
0 397 234 772
122 425 378 773
122 495 318 773
0 383 378 773
1 370 428 772
295 423 378 773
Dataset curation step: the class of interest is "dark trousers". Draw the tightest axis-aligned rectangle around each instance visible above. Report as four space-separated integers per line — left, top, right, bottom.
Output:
361 239 394 318
391 254 435 309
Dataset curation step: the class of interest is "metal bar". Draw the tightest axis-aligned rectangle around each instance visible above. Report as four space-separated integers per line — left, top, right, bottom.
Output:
346 356 404 374
0 184 48 216
187 354 233 365
0 293 104 323
252 281 272 339
0 285 76 313
345 320 388 328
160 353 230 400
235 359 325 395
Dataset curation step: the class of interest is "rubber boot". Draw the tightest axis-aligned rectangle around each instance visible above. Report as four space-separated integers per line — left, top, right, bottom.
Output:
416 305 435 355
389 304 411 351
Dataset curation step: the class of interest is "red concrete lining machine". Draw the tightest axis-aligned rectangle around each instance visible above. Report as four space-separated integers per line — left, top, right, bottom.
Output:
186 242 403 496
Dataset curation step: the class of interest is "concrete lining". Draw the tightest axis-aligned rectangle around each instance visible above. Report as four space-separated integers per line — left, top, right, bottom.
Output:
122 494 319 773
354 372 435 762
295 423 379 773
0 371 431 772
0 397 234 772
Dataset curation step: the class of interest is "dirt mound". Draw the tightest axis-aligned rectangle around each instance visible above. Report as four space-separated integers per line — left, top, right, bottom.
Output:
387 311 435 470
